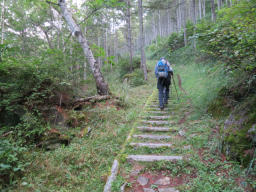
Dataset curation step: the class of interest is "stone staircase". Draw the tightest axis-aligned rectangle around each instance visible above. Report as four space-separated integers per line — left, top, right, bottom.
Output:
126 98 182 165
104 95 184 192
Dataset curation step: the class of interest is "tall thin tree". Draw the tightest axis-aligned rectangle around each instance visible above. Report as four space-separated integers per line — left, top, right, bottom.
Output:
1 0 5 44
138 0 147 80
211 0 216 22
57 0 109 95
125 0 133 72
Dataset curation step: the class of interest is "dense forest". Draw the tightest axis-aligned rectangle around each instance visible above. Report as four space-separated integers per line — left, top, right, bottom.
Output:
0 0 255 191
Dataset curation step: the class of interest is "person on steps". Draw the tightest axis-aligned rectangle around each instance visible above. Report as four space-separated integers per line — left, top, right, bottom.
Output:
165 60 174 104
155 57 173 110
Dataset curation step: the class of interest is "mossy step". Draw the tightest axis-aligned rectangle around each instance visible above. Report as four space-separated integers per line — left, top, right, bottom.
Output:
145 116 170 120
133 134 172 140
141 120 169 125
130 142 172 148
137 126 171 132
127 155 183 162
148 108 170 111
146 111 169 114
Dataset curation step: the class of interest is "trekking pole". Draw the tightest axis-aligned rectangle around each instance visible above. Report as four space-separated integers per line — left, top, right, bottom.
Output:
172 75 180 100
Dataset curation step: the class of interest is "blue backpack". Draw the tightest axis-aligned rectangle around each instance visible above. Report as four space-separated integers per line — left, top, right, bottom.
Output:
156 60 168 78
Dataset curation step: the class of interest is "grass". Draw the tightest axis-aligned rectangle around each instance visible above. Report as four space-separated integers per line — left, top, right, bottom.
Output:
110 55 255 191
5 60 157 192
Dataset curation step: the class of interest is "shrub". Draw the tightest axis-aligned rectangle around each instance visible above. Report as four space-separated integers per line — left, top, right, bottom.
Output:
123 69 146 87
118 56 141 79
197 1 256 71
0 139 26 187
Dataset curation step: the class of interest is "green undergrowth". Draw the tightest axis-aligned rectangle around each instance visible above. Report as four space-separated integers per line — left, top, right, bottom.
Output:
2 61 156 191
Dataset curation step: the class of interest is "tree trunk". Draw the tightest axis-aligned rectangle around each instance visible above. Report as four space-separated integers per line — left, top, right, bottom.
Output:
199 0 202 19
1 0 5 44
211 0 216 22
58 0 109 95
138 0 147 81
105 28 108 67
192 0 196 24
183 0 188 46
202 0 206 17
158 10 161 36
167 6 170 35
126 0 133 72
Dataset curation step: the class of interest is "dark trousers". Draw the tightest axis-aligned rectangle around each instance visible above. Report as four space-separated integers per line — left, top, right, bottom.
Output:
157 78 168 108
157 77 171 108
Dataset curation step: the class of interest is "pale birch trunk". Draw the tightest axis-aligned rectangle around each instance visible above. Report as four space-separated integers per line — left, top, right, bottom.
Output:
138 0 147 81
58 0 109 95
97 35 101 68
126 0 133 72
1 0 5 44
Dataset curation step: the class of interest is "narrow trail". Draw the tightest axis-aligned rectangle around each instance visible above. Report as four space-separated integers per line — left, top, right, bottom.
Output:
105 87 251 192
105 90 195 192
120 91 187 192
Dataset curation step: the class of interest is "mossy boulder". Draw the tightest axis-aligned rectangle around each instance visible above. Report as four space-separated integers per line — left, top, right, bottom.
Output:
221 96 256 166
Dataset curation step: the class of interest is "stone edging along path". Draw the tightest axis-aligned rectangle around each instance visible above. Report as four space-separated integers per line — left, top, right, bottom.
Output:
104 90 183 192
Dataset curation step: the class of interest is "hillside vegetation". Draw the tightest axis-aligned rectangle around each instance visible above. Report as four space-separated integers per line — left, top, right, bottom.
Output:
0 0 255 191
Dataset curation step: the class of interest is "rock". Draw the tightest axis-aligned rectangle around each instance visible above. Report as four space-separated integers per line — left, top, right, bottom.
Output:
178 130 185 137
154 177 170 185
158 188 179 192
143 188 155 192
137 176 149 186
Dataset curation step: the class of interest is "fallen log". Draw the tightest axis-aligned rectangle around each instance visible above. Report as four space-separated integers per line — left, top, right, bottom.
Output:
72 95 112 109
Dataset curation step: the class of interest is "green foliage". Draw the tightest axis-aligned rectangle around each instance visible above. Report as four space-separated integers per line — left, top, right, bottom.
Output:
0 47 73 145
116 57 145 86
0 140 26 188
197 0 256 71
123 69 146 87
118 56 141 78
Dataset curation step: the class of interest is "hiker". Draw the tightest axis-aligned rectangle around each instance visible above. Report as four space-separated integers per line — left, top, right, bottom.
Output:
155 58 173 110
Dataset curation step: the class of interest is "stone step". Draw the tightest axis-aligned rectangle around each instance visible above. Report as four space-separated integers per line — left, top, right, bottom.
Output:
141 120 169 125
147 111 168 114
145 116 170 120
127 155 183 162
133 134 172 140
150 108 169 111
130 142 172 148
137 126 170 132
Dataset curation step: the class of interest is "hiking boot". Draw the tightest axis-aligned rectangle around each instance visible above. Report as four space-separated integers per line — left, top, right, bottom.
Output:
160 107 164 111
